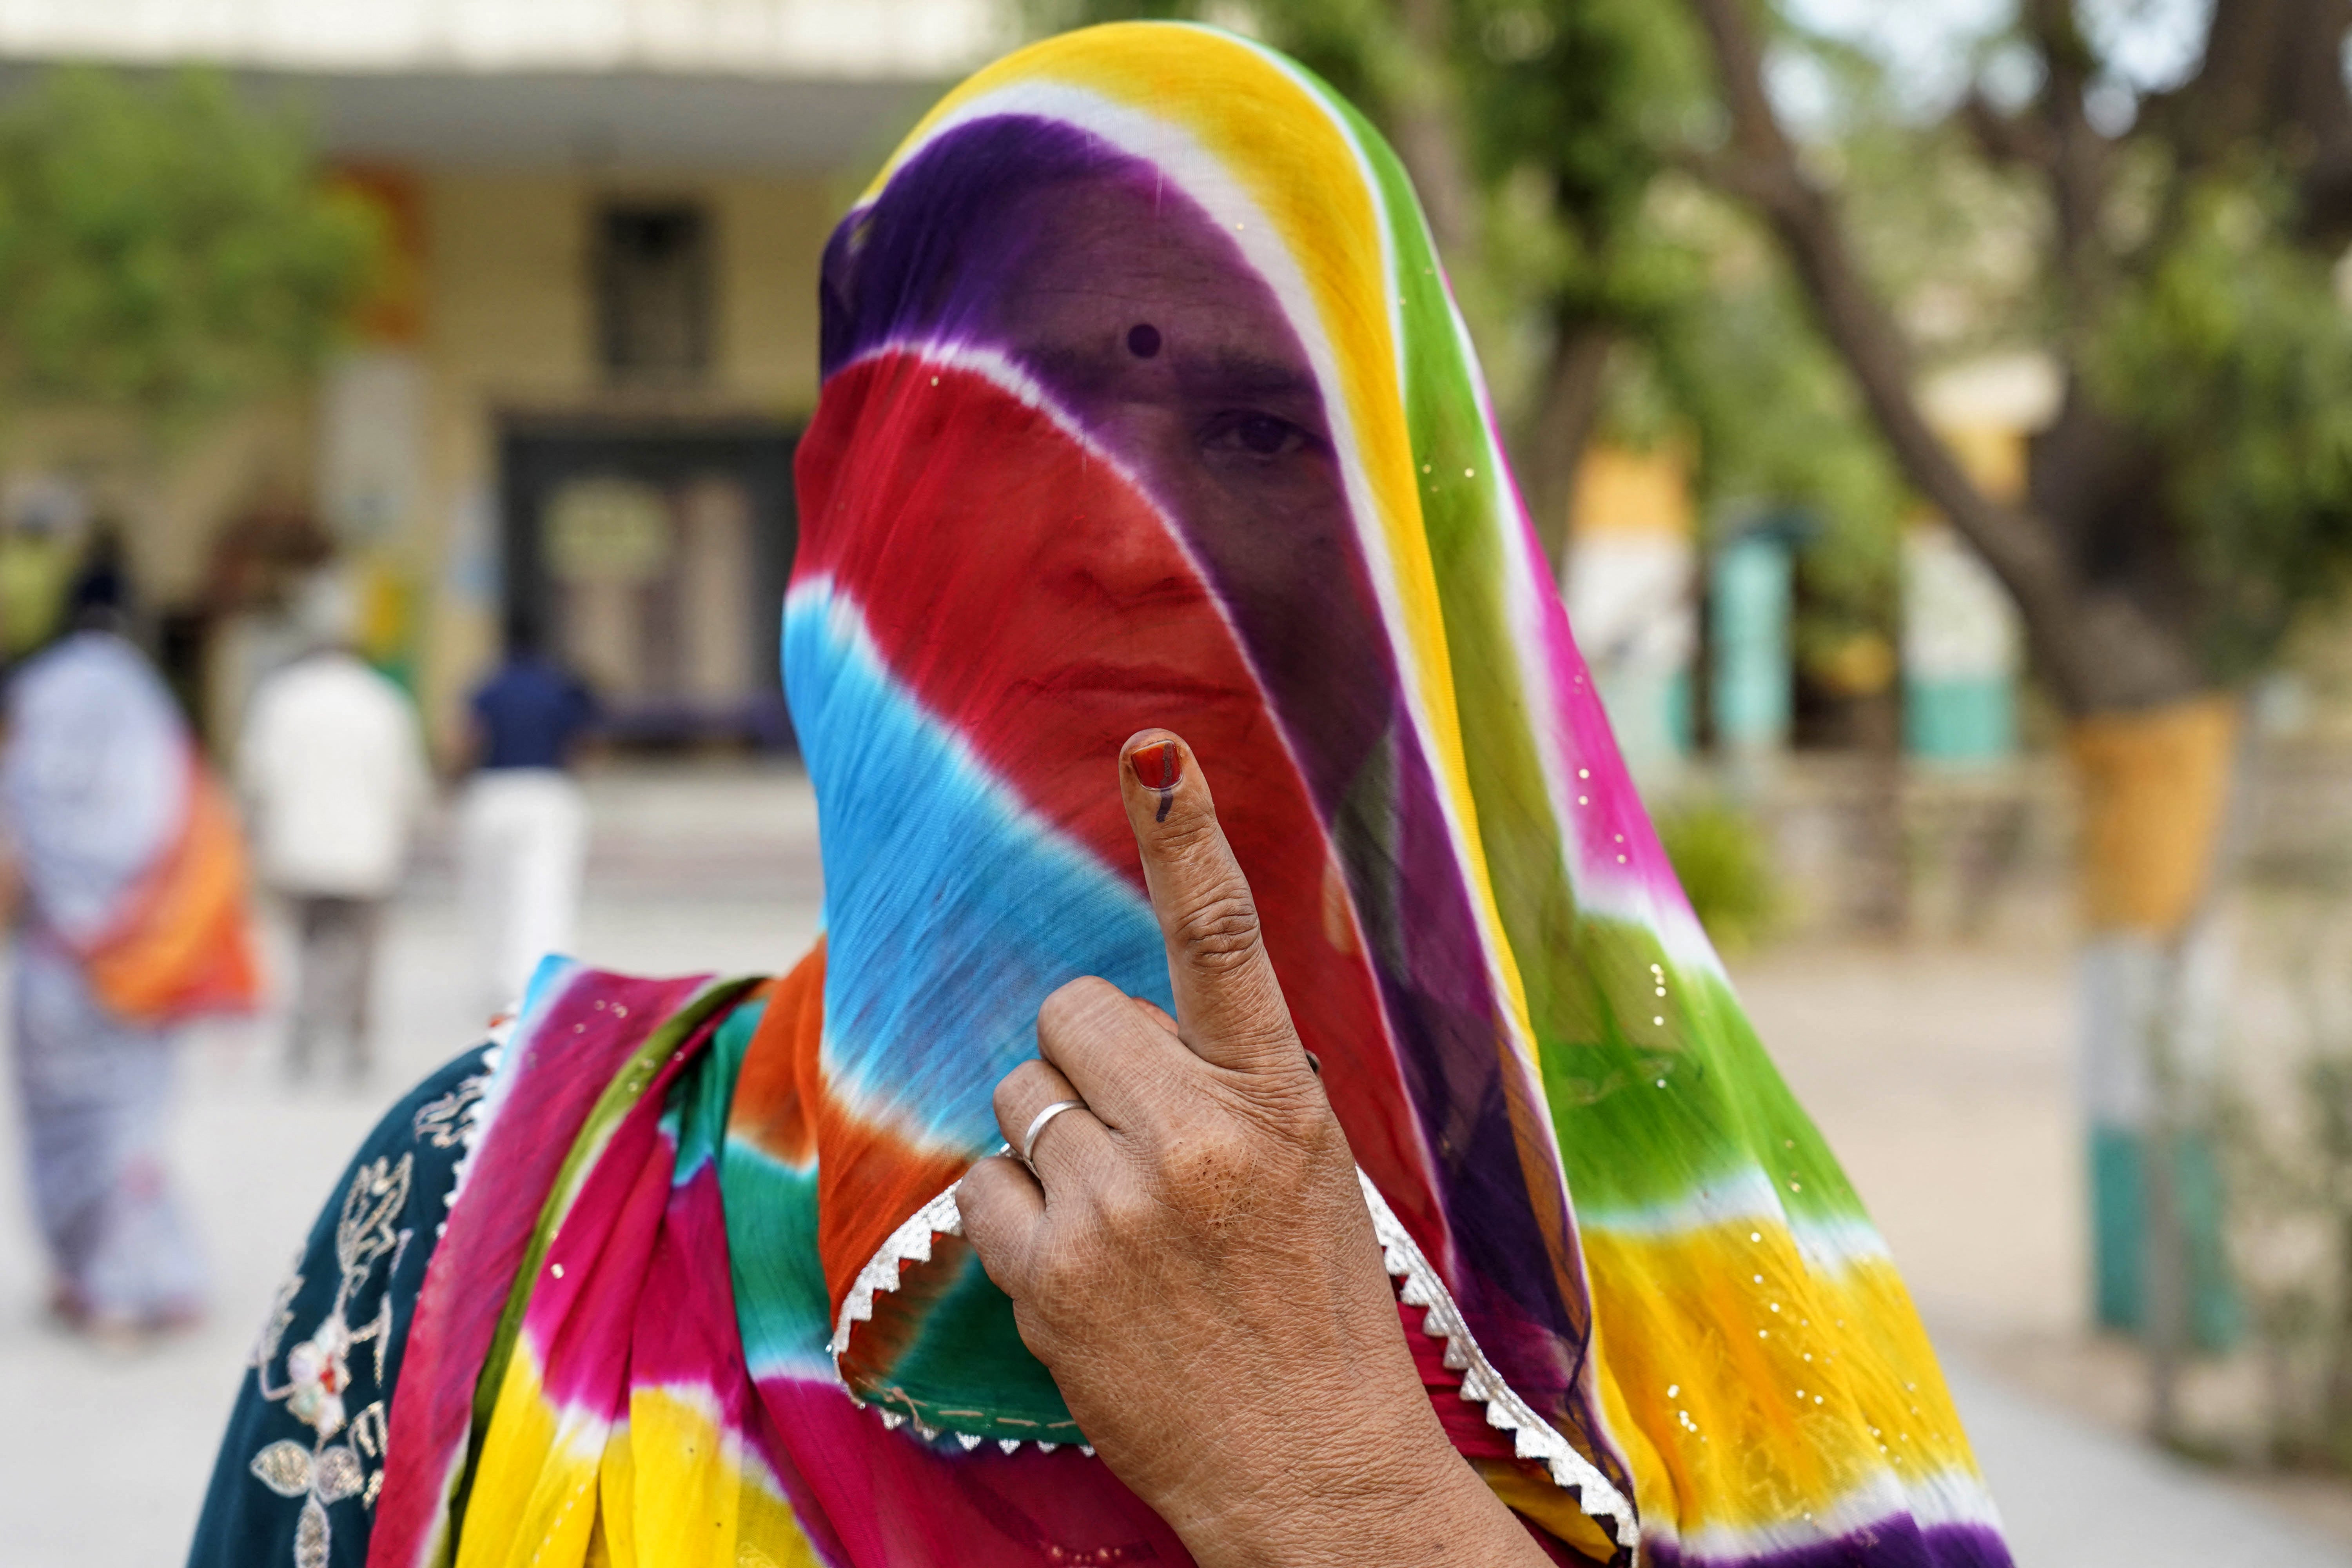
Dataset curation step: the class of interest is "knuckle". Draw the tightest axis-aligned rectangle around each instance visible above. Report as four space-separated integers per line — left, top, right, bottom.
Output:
1038 975 1121 1038
1089 1177 1161 1245
1249 1074 1336 1145
1172 888 1262 973
990 1071 1025 1125
1154 811 1225 858
992 1058 1054 1119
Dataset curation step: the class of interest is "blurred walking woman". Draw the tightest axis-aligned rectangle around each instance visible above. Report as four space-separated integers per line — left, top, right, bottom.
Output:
4 564 257 1336
191 24 2009 1568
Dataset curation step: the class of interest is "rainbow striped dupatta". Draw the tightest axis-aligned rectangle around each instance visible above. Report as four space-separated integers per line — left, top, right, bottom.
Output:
369 22 2007 1568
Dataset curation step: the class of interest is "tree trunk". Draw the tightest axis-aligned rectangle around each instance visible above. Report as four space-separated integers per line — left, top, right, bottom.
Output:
1517 322 1613 575
2069 695 2243 1415
1392 0 1481 265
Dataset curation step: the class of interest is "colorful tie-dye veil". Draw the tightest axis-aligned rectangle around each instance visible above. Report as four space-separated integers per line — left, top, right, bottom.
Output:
332 21 2014 1568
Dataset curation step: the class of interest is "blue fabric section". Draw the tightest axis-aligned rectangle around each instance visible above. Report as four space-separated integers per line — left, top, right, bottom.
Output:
784 588 1169 1153
515 954 583 1035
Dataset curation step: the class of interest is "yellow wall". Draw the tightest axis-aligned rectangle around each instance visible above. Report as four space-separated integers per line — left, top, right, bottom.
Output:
410 167 837 742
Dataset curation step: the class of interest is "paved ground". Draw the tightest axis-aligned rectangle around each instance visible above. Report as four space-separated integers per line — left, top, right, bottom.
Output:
0 762 2345 1566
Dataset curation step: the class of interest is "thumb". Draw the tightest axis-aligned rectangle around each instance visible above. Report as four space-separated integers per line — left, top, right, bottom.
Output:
1118 730 1300 1073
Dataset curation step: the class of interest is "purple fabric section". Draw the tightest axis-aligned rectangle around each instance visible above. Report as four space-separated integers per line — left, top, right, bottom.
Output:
1647 1523 2013 1568
819 111 1588 1404
368 964 712 1568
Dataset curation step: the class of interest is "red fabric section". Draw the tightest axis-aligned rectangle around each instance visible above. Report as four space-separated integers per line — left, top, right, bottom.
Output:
794 351 1445 1261
751 1370 1185 1566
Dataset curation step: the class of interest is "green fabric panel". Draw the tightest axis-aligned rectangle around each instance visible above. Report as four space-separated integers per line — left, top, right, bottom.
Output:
882 1250 1076 1436
1541 952 1866 1228
1338 95 1593 1058
674 999 764 1181
721 1145 833 1372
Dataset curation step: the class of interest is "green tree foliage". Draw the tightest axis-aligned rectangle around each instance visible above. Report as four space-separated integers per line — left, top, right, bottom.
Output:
0 68 379 439
1685 0 2352 711
1656 795 1779 952
2087 178 2352 680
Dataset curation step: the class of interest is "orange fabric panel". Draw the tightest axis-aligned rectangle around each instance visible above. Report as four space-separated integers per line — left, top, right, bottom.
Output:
82 763 260 1024
734 940 826 1167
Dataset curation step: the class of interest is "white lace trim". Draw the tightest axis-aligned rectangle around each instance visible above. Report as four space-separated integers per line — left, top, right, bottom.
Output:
1356 1169 1639 1550
827 1182 967 1359
826 1161 1639 1549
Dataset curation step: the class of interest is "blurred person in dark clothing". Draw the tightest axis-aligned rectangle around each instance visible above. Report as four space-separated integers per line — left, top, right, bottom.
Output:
459 617 595 1011
0 557 256 1337
237 574 430 1082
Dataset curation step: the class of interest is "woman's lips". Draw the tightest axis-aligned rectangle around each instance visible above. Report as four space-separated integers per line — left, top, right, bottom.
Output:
1029 660 1246 706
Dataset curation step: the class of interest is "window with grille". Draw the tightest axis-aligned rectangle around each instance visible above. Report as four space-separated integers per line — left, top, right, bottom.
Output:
593 202 713 383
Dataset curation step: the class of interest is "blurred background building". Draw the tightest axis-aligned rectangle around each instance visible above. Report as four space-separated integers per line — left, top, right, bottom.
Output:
0 0 1004 751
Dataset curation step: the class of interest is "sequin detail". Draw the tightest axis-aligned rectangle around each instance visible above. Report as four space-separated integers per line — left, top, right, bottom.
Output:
245 1152 411 1566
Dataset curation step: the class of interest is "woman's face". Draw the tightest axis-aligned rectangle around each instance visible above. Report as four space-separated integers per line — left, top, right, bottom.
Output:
978 173 1386 730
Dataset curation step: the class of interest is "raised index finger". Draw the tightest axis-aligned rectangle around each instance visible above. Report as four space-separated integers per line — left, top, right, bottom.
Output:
1118 730 1299 1073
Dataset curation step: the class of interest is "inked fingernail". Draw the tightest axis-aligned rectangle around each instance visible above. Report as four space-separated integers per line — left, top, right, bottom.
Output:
1130 740 1180 791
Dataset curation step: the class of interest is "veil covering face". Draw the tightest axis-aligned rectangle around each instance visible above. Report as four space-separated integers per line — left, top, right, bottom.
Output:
356 23 2009 1568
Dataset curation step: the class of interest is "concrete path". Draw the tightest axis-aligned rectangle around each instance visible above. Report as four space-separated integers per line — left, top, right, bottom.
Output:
0 762 2342 1566
1948 1357 2350 1564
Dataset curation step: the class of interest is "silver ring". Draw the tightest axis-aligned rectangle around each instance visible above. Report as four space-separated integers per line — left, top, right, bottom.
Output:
1019 1099 1087 1166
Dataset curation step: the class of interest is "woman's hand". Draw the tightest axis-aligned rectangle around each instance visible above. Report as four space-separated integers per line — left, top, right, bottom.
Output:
955 731 1555 1568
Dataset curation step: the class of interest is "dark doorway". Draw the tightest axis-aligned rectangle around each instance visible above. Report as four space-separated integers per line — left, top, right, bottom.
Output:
499 416 797 748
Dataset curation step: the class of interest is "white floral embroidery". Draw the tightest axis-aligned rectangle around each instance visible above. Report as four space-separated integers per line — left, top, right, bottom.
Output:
248 1153 411 1566
411 1074 487 1151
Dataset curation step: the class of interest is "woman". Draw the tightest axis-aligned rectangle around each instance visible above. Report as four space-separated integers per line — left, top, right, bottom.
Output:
5 564 257 1335
190 23 2008 1567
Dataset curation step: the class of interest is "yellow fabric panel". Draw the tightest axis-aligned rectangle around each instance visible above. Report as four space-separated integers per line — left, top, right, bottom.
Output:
604 1385 818 1568
464 1348 820 1568
1475 1460 1621 1561
596 1421 637 1568
455 1344 604 1568
1583 1220 1980 1538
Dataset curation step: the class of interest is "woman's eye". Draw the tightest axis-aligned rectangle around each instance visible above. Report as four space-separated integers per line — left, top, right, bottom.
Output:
1205 412 1312 458
1237 415 1295 454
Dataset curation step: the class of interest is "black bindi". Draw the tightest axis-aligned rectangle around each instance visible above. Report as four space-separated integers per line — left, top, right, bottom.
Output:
1126 322 1162 359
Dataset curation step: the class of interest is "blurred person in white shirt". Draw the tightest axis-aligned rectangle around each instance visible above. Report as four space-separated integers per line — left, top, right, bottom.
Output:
237 574 430 1082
